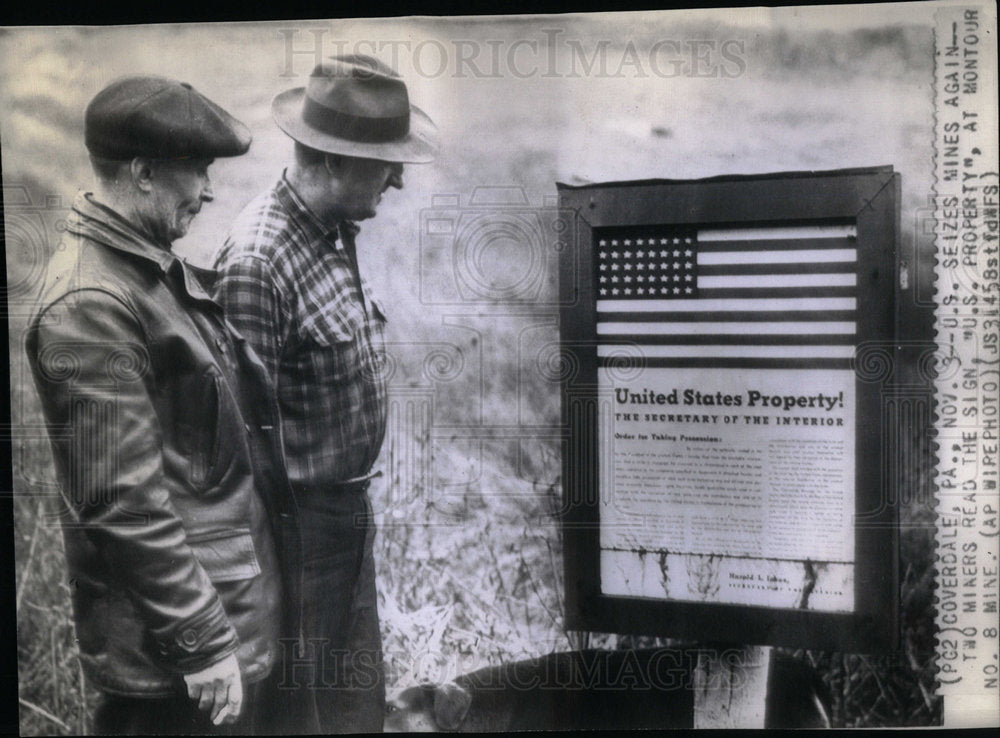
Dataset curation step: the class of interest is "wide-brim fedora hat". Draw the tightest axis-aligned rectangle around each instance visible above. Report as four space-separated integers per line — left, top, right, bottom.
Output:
272 55 438 164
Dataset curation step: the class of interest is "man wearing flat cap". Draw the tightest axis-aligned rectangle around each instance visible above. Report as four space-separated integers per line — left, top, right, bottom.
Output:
26 76 303 734
214 55 438 732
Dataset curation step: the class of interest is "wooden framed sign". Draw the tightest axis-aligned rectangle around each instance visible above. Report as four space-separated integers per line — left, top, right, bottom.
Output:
557 167 903 653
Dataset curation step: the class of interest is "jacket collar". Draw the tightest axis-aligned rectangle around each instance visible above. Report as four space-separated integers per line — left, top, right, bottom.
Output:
68 192 217 304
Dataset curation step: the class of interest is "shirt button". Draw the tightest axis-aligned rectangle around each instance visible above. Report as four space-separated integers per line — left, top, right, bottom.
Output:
244 423 253 433
180 629 198 647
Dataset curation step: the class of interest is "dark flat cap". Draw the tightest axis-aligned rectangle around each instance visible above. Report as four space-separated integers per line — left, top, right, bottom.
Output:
85 75 251 160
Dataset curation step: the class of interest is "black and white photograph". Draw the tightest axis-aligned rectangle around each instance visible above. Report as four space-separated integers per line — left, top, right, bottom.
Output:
2 1 998 733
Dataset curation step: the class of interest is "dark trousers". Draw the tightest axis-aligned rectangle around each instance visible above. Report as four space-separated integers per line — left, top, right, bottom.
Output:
285 487 385 733
93 675 278 736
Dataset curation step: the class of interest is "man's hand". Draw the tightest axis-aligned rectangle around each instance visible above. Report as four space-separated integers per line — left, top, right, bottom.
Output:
183 652 243 725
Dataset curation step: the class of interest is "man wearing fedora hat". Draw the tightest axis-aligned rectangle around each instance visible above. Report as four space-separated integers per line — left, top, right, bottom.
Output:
26 76 304 733
214 55 438 732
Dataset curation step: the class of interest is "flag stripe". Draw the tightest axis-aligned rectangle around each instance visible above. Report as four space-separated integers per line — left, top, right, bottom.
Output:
598 334 857 346
598 310 856 323
697 249 857 265
698 274 858 289
599 357 854 370
698 225 857 241
597 287 857 300
698 261 857 276
596 297 856 312
699 273 857 288
597 321 855 335
697 237 857 253
598 344 855 359
697 286 857 299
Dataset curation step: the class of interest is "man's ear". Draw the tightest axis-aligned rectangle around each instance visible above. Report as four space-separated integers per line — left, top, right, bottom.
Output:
130 157 154 192
433 681 472 731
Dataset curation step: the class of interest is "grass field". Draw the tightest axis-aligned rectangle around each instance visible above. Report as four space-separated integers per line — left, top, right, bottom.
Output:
4 11 941 731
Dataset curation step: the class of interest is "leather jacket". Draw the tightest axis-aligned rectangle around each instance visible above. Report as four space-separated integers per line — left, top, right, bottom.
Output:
25 192 303 697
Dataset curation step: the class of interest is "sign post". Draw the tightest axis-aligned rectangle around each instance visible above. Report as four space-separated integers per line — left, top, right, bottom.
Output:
693 646 771 729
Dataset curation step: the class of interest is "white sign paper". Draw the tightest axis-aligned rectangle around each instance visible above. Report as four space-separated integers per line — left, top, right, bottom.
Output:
599 368 855 611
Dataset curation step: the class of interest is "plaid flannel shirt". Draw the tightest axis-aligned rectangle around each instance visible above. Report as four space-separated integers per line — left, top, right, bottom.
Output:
213 174 388 489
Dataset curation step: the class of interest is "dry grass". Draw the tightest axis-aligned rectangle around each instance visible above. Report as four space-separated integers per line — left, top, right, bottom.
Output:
14 492 99 735
12 411 941 732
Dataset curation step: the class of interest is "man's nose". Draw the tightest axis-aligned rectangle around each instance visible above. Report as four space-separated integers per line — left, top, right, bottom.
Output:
387 164 404 190
201 177 214 202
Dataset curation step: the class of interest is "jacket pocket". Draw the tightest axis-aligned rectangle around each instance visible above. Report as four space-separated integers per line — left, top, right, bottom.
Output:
186 368 228 490
187 528 261 583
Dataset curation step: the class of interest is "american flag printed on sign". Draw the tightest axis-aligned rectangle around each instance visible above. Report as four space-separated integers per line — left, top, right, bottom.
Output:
594 224 858 369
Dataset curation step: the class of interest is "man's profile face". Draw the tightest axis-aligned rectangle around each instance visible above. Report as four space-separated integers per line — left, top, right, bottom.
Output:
147 157 215 243
332 156 404 221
